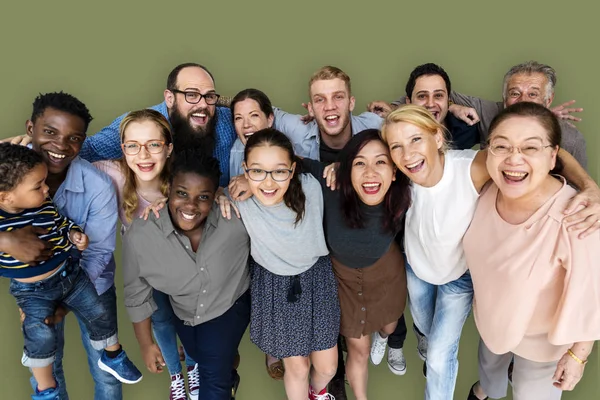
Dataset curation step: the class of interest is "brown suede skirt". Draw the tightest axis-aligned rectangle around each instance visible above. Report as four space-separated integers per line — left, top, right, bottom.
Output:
332 241 407 339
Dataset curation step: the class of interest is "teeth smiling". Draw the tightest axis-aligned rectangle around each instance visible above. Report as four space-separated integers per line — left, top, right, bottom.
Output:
504 171 527 177
181 212 195 220
325 116 338 120
262 189 276 194
192 112 206 118
362 183 380 188
406 161 422 168
244 132 254 137
48 151 66 159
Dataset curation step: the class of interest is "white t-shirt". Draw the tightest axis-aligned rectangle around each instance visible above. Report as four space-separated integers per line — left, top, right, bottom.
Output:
405 150 479 285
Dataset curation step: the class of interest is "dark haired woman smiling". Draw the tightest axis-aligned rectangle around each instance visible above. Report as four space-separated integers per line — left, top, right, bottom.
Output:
123 149 250 400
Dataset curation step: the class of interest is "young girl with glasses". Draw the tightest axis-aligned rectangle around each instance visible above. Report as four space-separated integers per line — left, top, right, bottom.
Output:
228 128 339 400
94 110 200 400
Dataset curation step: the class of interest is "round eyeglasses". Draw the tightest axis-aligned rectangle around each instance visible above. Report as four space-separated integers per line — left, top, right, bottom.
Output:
121 140 166 155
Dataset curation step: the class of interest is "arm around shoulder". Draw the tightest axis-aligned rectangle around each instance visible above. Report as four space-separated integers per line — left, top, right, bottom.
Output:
470 150 490 192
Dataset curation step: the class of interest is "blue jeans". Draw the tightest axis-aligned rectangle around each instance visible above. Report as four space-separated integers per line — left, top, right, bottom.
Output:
176 290 250 400
152 290 196 375
10 260 117 367
406 262 473 400
30 286 122 400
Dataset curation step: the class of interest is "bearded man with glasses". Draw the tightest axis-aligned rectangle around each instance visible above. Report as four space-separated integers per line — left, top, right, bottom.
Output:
80 63 236 187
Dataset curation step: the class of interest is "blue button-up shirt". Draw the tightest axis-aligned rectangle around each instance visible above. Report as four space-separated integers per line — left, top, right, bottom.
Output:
79 102 236 187
53 156 118 295
229 109 383 177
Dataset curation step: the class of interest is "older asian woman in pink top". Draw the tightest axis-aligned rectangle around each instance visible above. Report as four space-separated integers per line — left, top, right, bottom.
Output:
463 102 600 400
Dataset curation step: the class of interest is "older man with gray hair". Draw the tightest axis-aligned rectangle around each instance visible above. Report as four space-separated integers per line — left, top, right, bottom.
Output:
447 61 588 168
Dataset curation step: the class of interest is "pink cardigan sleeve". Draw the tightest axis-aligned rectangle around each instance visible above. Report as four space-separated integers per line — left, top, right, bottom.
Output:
548 225 600 345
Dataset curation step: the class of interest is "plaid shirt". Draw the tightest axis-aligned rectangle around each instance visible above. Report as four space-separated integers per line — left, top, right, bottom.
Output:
79 102 236 186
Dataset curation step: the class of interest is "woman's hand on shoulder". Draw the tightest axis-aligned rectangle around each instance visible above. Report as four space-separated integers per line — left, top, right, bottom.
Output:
141 197 167 220
323 162 339 190
228 174 252 201
215 187 240 220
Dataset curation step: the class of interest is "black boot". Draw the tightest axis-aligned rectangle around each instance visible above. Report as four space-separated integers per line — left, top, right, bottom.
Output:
467 382 488 400
328 375 347 400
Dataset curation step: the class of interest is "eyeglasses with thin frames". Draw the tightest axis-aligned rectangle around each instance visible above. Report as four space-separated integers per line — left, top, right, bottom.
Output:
170 89 220 105
121 140 167 156
244 168 293 182
488 141 554 157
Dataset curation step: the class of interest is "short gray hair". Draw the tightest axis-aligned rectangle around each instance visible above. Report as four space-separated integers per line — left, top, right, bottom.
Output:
502 61 556 103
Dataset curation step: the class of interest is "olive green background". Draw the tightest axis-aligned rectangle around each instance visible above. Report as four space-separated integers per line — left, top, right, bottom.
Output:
0 1 598 398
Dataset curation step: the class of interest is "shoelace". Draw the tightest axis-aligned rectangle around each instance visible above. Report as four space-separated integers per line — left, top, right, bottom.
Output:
373 337 387 354
314 393 336 400
188 365 200 390
171 375 187 399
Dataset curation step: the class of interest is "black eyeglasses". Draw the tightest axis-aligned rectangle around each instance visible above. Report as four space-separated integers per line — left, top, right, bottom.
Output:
170 89 220 105
245 168 293 182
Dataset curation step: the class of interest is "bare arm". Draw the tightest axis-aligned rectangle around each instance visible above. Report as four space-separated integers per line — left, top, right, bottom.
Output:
557 148 600 237
132 318 166 373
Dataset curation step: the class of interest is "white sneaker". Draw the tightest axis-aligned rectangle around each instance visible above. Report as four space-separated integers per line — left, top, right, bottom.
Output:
413 325 428 361
370 331 388 365
387 347 407 376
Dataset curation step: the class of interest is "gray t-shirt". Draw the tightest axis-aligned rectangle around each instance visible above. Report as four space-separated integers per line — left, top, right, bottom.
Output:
232 173 328 276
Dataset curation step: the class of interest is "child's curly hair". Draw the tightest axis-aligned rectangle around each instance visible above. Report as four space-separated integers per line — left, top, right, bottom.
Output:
0 142 44 192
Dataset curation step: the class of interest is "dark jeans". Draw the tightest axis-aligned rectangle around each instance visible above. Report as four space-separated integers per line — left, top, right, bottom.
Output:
10 260 118 367
31 286 123 400
175 290 250 400
389 314 408 349
389 314 425 349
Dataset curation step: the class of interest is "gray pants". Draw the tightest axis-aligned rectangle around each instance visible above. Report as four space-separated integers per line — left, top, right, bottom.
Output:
478 339 562 400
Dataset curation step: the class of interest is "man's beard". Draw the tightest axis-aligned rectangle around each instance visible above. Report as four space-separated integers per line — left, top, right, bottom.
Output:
170 106 217 157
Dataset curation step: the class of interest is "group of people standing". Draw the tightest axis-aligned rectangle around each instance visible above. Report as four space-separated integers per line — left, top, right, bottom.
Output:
0 60 599 400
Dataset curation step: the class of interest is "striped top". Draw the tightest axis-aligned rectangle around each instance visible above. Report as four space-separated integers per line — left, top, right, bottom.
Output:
0 198 82 279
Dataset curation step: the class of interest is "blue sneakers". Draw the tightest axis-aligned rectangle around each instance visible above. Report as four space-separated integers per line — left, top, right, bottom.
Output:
31 386 60 400
97 349 143 384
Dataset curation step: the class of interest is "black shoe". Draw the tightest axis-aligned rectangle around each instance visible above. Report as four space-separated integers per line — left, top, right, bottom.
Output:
467 382 488 400
231 369 240 400
422 362 427 378
328 376 348 400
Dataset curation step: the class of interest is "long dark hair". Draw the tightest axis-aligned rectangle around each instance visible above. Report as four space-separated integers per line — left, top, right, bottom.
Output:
244 128 305 224
337 129 411 232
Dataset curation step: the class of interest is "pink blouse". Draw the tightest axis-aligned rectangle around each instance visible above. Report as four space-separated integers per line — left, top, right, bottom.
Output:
463 179 600 362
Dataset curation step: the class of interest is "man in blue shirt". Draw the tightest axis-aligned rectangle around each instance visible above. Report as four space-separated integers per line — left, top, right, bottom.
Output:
0 92 124 400
79 63 236 187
